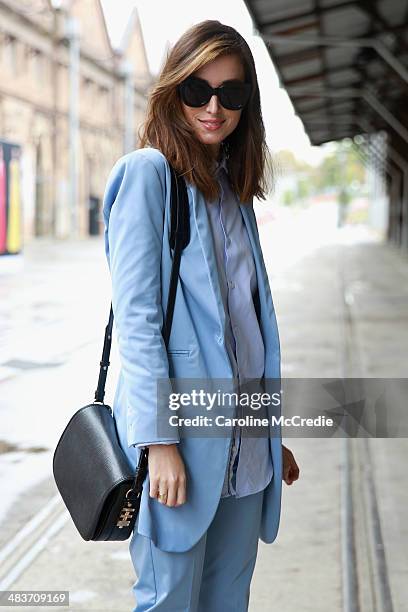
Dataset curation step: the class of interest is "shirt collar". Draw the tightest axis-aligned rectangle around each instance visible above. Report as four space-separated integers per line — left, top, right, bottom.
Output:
214 149 228 175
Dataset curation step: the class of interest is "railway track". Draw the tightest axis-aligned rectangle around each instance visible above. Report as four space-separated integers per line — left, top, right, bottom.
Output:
340 253 394 612
0 494 69 591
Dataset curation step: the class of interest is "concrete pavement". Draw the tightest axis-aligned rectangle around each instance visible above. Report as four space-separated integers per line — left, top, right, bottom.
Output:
0 207 407 611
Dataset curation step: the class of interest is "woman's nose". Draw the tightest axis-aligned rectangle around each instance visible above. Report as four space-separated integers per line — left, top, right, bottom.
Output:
206 94 221 113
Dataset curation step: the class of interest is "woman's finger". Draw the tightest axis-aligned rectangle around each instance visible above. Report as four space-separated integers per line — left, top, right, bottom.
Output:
176 476 187 506
158 489 168 504
165 479 178 507
149 477 161 499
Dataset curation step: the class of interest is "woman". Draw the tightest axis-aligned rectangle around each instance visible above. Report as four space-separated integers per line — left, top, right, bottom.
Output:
103 19 299 612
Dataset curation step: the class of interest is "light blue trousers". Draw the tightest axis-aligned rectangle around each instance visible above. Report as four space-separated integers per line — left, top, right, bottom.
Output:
129 488 265 611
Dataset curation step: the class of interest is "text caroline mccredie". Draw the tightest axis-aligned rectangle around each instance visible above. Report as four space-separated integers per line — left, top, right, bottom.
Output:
167 415 335 428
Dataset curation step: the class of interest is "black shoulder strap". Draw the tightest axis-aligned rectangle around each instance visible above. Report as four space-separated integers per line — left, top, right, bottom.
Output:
94 164 190 404
162 166 190 345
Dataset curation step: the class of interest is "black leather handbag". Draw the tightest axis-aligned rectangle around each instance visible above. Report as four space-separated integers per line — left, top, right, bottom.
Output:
52 163 190 541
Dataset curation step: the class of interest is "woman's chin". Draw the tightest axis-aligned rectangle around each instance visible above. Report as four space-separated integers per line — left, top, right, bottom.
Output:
196 133 224 147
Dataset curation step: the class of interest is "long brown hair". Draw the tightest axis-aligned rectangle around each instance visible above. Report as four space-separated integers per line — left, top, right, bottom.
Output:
138 20 274 204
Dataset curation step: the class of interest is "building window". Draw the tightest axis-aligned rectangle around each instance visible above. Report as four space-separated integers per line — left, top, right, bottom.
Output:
33 49 44 83
26 46 46 84
4 34 17 73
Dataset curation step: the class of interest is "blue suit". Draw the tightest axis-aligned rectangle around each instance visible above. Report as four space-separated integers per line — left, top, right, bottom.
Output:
102 147 283 556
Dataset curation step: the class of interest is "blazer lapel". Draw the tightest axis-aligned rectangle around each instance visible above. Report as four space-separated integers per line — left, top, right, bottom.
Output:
238 201 268 314
239 202 277 332
239 201 281 380
187 181 227 336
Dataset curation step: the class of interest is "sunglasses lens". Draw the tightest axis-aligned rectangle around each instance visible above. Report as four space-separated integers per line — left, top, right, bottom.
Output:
179 78 211 107
220 83 251 110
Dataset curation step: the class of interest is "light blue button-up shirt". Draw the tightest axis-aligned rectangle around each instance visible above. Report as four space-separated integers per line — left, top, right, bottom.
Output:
206 151 273 499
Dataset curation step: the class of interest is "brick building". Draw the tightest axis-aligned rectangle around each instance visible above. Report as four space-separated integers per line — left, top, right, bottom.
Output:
0 0 153 245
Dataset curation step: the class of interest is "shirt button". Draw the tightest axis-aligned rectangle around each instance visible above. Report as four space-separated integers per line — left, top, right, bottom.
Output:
228 280 235 289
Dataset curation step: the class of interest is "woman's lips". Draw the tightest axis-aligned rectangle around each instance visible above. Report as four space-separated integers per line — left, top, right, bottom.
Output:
198 119 225 131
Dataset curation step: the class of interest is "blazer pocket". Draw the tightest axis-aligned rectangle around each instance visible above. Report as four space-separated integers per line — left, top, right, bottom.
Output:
167 349 191 357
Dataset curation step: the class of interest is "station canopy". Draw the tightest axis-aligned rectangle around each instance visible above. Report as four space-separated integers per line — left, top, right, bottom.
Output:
243 0 408 146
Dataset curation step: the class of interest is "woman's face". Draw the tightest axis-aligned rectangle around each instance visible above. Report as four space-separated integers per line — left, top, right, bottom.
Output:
180 53 246 159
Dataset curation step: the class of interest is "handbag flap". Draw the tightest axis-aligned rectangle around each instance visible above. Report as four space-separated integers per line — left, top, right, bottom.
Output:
53 403 134 540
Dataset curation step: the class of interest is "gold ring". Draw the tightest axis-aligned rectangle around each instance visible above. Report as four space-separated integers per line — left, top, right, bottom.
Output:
158 492 167 500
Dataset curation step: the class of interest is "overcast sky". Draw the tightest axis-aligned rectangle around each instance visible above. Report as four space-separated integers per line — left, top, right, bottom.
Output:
100 0 330 165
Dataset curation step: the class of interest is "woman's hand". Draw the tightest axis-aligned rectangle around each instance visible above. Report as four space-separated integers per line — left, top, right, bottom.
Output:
146 444 187 507
282 444 300 485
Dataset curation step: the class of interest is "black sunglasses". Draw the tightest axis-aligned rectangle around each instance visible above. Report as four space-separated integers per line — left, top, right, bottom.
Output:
177 76 252 111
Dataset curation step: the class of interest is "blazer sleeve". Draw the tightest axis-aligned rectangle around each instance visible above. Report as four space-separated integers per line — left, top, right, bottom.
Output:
102 150 180 448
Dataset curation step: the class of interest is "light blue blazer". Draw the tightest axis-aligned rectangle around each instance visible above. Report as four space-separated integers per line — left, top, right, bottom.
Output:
102 147 283 553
